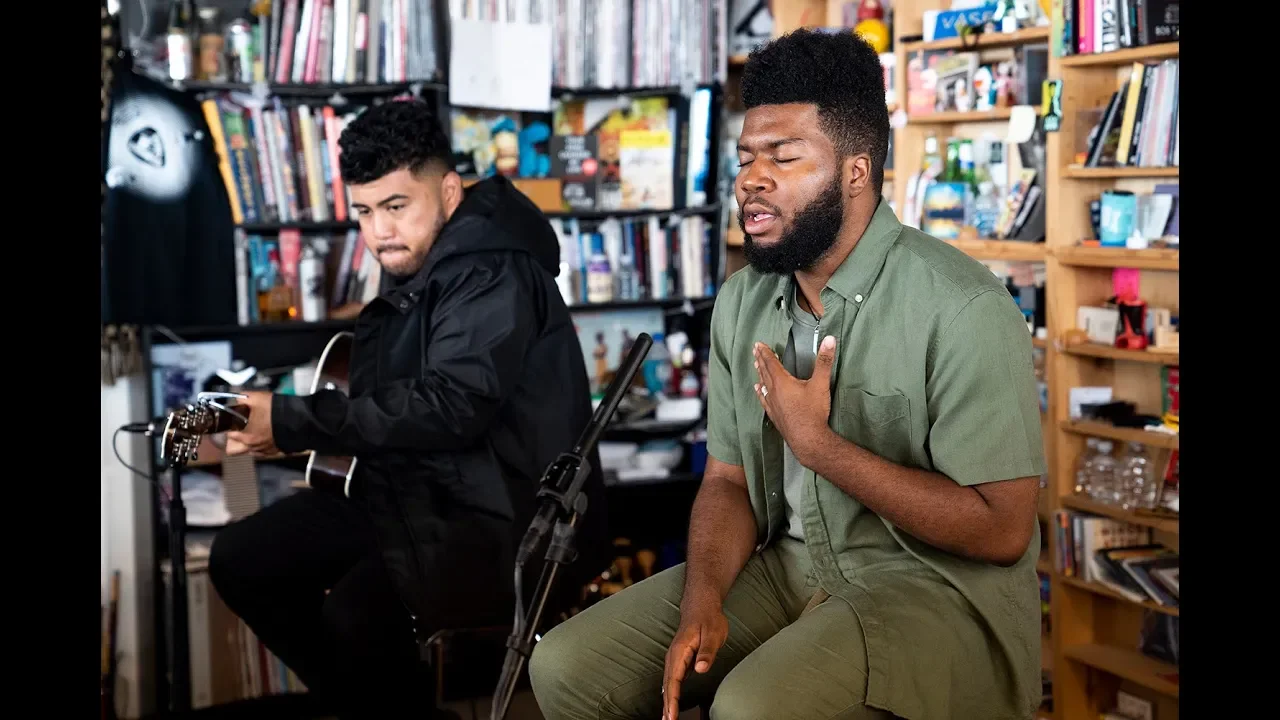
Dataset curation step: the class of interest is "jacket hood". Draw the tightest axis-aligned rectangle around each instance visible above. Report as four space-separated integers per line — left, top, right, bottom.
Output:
421 175 561 277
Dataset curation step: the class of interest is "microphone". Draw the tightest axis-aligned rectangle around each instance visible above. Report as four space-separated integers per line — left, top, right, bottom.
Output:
516 332 654 566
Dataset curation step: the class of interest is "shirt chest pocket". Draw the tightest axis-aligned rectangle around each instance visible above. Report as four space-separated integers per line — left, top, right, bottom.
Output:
834 388 913 466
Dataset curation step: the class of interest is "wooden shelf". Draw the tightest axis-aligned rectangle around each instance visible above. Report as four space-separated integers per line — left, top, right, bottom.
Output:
1060 495 1180 534
1060 42 1179 67
1031 336 1046 349
945 238 1046 261
884 168 895 182
726 226 744 247
169 79 444 96
1026 8 1181 717
239 220 357 232
1053 245 1179 270
1062 644 1179 698
908 107 1013 124
1062 165 1179 179
1062 343 1179 365
1058 575 1179 617
903 26 1051 53
1060 420 1178 450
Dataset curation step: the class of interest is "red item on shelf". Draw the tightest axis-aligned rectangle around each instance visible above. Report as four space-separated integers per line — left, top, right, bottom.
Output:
1115 297 1148 350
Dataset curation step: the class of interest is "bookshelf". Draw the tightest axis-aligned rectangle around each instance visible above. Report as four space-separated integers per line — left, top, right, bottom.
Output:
880 2 1180 717
1045 26 1180 720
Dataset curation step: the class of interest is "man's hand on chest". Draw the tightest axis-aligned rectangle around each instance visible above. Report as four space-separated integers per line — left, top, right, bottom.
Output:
752 336 837 467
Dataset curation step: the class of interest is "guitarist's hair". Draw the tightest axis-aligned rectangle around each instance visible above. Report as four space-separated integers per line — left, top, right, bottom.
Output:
337 99 454 185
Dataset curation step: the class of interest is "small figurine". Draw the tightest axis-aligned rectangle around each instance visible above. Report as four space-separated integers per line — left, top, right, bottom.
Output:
994 61 1016 107
491 117 520 176
518 121 552 178
954 78 972 112
992 0 1019 32
973 65 994 111
853 0 890 53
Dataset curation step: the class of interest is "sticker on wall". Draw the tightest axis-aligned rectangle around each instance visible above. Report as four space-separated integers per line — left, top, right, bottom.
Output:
1041 80 1063 132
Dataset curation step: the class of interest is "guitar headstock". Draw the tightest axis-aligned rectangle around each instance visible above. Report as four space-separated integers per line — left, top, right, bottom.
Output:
159 392 252 468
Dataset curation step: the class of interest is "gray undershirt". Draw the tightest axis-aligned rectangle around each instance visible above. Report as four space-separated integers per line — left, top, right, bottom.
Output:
782 286 822 542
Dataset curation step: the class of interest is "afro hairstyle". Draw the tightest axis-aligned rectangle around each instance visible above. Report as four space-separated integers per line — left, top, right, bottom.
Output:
741 29 891 195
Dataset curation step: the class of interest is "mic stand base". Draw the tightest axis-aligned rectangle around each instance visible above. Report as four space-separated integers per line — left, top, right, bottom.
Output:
490 493 588 720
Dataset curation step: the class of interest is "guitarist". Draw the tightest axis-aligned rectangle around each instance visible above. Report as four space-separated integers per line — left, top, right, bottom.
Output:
210 99 607 720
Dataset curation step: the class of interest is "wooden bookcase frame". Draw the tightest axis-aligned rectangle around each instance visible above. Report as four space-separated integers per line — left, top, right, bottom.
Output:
1044 34 1180 720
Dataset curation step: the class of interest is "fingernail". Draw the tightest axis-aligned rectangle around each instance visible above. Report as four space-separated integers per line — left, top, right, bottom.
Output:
822 335 835 350
696 661 709 672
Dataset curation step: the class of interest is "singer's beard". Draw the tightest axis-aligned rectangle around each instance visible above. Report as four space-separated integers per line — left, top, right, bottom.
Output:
740 174 845 275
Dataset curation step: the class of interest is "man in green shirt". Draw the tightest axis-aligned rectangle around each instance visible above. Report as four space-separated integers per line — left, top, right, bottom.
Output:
529 29 1046 720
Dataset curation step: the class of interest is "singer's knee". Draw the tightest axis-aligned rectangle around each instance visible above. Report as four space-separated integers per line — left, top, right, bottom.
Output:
528 620 593 719
528 622 570 704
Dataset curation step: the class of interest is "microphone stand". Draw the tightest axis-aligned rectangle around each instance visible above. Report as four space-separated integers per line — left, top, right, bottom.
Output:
118 394 247 717
490 332 655 720
115 418 193 715
166 464 192 715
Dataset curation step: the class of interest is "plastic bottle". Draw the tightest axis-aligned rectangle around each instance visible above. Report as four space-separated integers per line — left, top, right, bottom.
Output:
616 250 639 301
1117 442 1158 510
298 244 327 322
1089 440 1119 505
973 181 1000 238
585 234 613 304
1073 438 1098 497
642 333 672 397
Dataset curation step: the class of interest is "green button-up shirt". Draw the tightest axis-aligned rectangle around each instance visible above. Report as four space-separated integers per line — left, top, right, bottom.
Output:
707 199 1047 720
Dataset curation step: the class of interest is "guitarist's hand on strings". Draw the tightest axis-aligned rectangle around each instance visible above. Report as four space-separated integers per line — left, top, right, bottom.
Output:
225 391 279 457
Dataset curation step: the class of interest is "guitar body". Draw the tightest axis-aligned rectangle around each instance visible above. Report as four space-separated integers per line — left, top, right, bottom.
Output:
303 331 359 496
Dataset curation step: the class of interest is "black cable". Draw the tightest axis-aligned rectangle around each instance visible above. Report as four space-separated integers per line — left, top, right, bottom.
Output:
113 425 170 502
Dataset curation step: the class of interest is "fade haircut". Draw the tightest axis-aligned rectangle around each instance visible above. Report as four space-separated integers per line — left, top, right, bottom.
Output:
741 29 891 196
337 99 453 185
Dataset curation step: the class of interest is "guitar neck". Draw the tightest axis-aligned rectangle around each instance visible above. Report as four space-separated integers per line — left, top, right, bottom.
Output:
213 405 250 433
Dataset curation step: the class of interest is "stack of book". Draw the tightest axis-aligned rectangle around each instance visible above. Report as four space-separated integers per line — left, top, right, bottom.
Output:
1053 508 1179 608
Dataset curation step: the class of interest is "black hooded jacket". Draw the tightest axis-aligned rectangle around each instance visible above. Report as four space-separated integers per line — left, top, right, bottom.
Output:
271 175 607 630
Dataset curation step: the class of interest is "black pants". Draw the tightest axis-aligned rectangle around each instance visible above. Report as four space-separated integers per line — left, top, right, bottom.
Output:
208 489 434 719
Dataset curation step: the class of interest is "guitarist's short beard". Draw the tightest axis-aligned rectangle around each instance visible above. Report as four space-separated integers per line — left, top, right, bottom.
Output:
381 212 446 278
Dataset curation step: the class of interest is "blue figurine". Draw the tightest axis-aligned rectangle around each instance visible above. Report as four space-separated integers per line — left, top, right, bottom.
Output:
518 121 552 178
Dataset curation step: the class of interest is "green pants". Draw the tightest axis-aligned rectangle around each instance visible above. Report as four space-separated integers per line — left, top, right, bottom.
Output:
528 540 897 720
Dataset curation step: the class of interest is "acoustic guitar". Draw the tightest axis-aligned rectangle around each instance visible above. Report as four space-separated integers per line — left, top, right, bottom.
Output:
301 331 358 496
158 331 357 497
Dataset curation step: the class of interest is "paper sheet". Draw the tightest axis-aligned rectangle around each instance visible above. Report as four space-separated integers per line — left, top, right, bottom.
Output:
1006 105 1038 144
449 18 553 113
